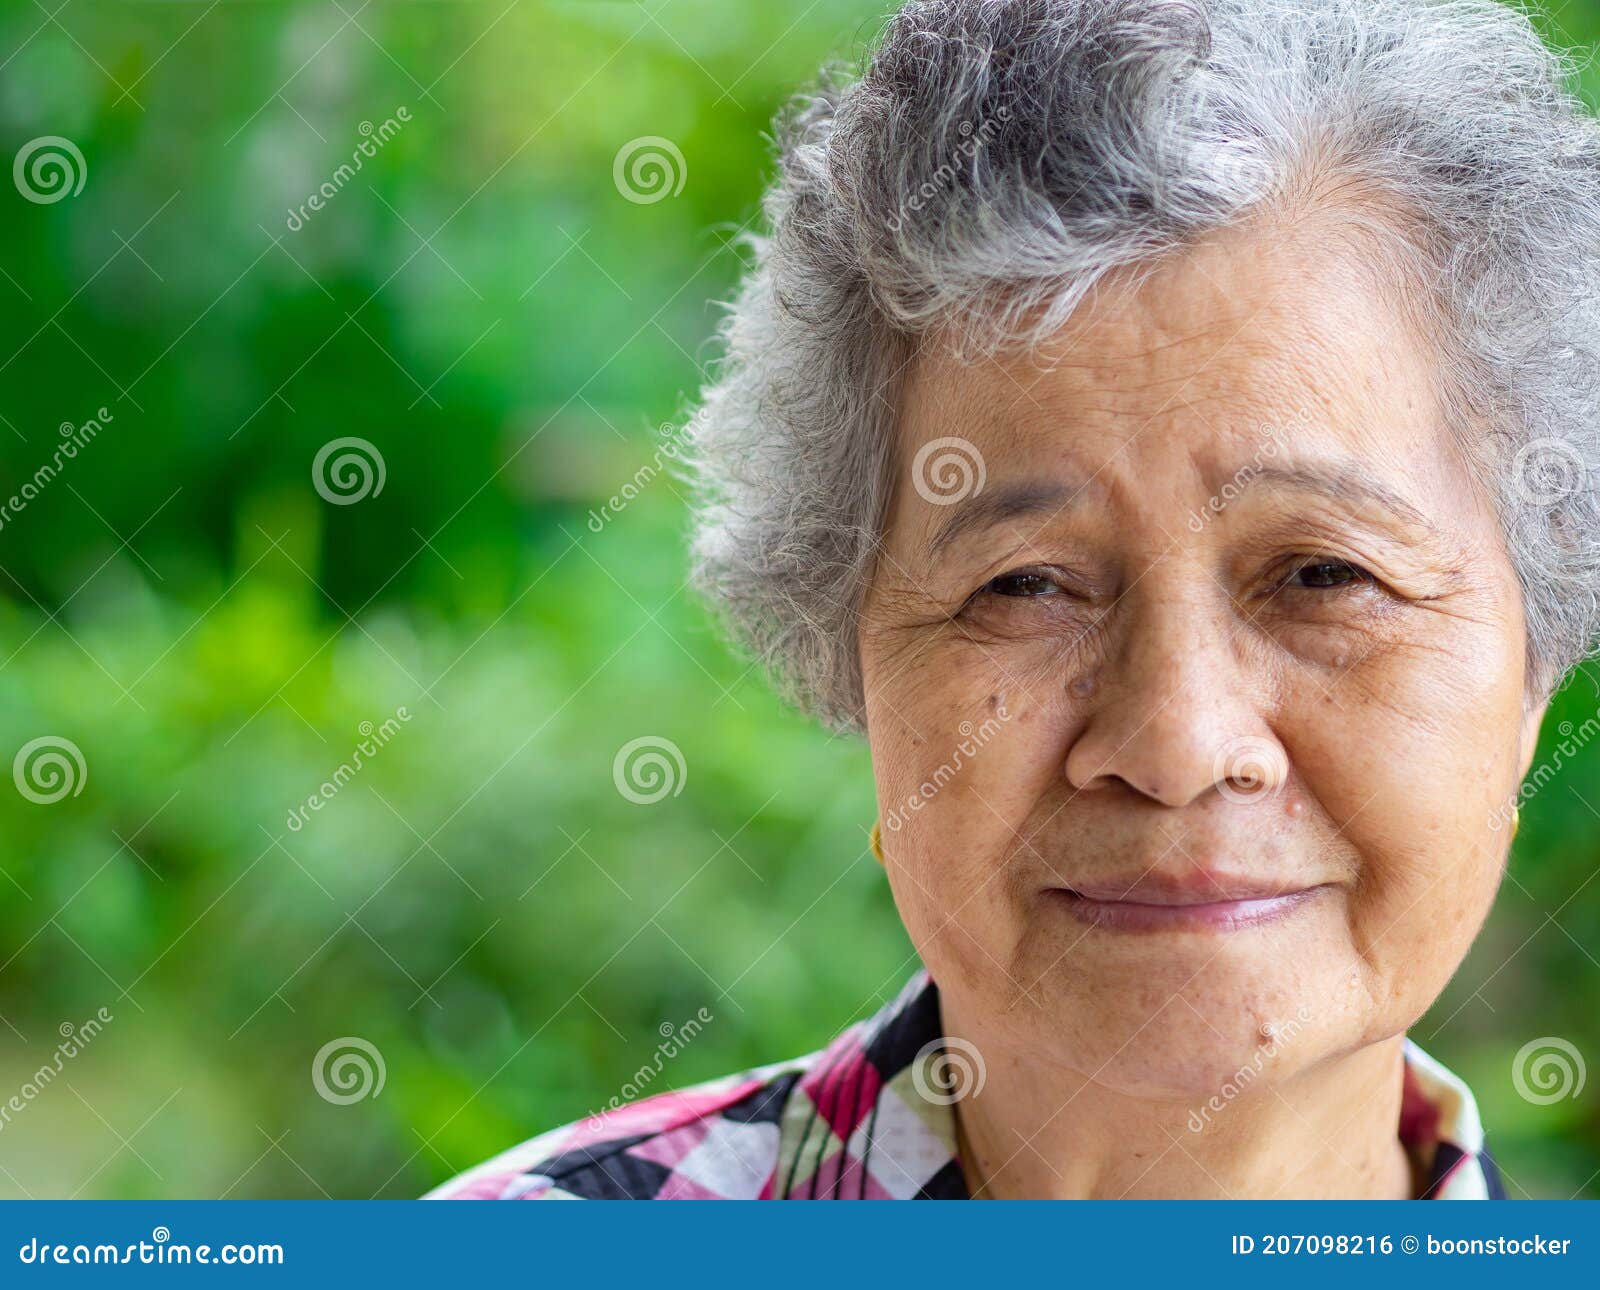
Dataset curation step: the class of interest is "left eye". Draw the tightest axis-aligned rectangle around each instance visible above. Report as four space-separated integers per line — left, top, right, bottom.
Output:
1290 560 1368 589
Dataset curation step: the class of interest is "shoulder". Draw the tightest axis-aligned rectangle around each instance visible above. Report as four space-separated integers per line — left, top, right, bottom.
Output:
424 1058 809 1200
426 971 954 1201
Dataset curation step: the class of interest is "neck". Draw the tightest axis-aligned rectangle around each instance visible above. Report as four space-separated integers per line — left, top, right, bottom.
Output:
950 1031 1415 1200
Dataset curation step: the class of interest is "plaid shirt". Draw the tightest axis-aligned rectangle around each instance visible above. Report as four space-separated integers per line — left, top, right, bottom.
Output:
428 970 1506 1200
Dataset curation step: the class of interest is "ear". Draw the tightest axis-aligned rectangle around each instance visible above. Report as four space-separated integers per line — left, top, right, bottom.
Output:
1517 695 1550 780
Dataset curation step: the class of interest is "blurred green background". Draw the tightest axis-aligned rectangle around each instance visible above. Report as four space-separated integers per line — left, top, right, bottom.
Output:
0 0 1595 1200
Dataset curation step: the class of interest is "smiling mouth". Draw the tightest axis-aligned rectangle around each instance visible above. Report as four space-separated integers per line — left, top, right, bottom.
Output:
1046 882 1333 932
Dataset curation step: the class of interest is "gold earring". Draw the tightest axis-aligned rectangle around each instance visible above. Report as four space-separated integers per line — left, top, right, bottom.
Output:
870 819 885 864
1511 805 1521 840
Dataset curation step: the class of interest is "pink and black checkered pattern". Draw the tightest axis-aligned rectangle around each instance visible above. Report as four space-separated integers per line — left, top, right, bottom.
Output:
428 971 1506 1200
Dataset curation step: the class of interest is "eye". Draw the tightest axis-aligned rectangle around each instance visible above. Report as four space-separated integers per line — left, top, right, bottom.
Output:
987 570 1061 598
955 564 1096 634
1288 559 1370 590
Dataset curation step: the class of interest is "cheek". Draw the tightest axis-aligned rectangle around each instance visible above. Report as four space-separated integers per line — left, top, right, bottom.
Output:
863 650 1080 956
1284 628 1522 1005
866 655 1075 850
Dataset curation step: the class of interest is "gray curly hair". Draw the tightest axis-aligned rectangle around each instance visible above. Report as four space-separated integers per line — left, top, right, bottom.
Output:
684 0 1600 730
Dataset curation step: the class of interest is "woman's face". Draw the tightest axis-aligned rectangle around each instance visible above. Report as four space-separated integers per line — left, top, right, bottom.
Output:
860 216 1546 1098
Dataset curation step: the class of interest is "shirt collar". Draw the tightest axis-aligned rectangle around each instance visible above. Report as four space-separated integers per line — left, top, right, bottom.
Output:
775 969 1505 1199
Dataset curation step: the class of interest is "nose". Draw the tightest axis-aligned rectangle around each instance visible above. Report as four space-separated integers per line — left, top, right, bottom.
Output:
1063 593 1286 808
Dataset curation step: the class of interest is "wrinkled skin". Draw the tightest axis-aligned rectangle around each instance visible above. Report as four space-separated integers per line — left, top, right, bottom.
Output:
859 212 1546 1197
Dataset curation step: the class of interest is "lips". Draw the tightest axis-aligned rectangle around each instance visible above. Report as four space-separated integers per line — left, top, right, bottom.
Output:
1063 872 1316 904
1047 874 1333 932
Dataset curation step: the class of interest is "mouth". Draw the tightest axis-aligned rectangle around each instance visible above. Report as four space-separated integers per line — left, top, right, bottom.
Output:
1045 878 1333 933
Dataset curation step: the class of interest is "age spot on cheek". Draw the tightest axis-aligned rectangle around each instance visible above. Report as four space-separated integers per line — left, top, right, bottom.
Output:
1068 672 1098 700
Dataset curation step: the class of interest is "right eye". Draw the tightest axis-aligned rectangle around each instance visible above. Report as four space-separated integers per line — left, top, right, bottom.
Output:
986 570 1063 598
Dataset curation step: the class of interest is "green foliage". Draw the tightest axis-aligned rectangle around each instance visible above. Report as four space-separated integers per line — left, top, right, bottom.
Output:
0 0 1595 1199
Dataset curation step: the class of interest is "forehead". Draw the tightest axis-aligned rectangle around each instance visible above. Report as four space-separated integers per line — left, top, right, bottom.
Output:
899 214 1449 490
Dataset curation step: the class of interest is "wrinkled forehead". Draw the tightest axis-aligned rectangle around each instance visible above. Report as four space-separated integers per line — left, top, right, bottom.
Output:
888 217 1473 538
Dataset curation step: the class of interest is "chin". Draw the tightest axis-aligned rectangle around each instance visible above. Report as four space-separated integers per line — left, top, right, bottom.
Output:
996 926 1367 1101
1056 996 1337 1103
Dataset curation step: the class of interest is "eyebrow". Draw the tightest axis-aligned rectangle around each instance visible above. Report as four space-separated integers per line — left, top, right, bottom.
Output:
1241 464 1436 532
918 459 1437 563
922 481 1080 560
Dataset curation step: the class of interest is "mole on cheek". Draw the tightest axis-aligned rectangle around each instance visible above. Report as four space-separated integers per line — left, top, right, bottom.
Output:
1068 672 1098 700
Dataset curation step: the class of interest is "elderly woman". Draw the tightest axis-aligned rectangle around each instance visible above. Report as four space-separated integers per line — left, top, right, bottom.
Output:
433 0 1600 1200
